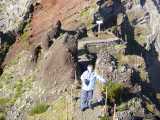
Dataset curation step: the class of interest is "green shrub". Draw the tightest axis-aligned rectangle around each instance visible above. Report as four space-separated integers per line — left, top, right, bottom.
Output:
80 8 89 17
117 102 128 111
104 81 124 103
0 113 5 120
30 103 49 115
8 98 17 106
14 80 23 98
0 5 3 13
19 22 30 49
0 84 2 89
9 54 21 65
0 71 13 81
20 31 29 42
0 98 9 105
145 101 155 113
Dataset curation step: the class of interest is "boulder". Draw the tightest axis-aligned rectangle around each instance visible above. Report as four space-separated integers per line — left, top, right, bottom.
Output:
63 33 78 62
44 20 62 49
75 24 88 39
128 97 145 117
95 51 132 84
115 110 134 120
41 34 78 88
47 20 62 40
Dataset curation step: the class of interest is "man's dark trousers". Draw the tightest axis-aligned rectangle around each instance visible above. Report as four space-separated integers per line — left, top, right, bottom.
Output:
80 90 93 110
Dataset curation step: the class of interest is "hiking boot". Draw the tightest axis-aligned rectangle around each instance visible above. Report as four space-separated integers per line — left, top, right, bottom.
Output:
89 104 94 110
97 98 105 105
81 108 86 112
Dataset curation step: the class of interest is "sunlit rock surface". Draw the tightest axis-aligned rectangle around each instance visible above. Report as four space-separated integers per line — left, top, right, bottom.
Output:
0 0 34 32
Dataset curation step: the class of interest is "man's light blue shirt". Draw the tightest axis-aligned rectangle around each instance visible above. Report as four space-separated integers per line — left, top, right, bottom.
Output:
81 70 106 91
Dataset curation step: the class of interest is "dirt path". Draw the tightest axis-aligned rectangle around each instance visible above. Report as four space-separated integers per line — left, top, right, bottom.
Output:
72 89 105 120
73 100 104 120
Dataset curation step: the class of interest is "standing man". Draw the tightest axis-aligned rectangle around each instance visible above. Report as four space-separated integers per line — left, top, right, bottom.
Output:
80 64 106 111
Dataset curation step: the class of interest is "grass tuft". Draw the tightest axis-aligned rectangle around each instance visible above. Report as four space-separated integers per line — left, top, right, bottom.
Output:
0 113 5 120
0 98 9 105
30 103 49 116
103 81 125 104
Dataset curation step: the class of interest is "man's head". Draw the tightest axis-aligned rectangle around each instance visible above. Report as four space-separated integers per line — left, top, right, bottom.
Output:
87 64 94 73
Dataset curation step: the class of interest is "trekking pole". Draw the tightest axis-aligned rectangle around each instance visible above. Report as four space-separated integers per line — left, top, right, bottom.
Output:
66 95 68 120
75 70 77 84
65 95 67 120
136 55 138 69
82 110 85 120
105 87 108 116
113 104 117 120
71 85 73 120
81 111 83 120
84 113 86 120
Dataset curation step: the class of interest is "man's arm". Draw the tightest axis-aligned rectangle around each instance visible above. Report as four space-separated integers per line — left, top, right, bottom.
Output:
95 73 107 84
81 71 87 83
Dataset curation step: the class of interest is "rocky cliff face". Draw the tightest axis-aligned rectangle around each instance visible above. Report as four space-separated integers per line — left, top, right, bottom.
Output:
145 0 160 59
0 0 34 32
0 0 160 119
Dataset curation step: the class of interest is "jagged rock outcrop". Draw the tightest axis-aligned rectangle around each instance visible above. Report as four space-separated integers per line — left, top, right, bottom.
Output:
93 0 123 29
43 22 87 51
0 0 35 32
145 0 160 60
0 0 160 119
95 50 132 84
47 20 62 41
0 31 16 66
115 110 134 120
42 20 63 50
128 97 145 117
75 24 88 39
40 34 78 88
